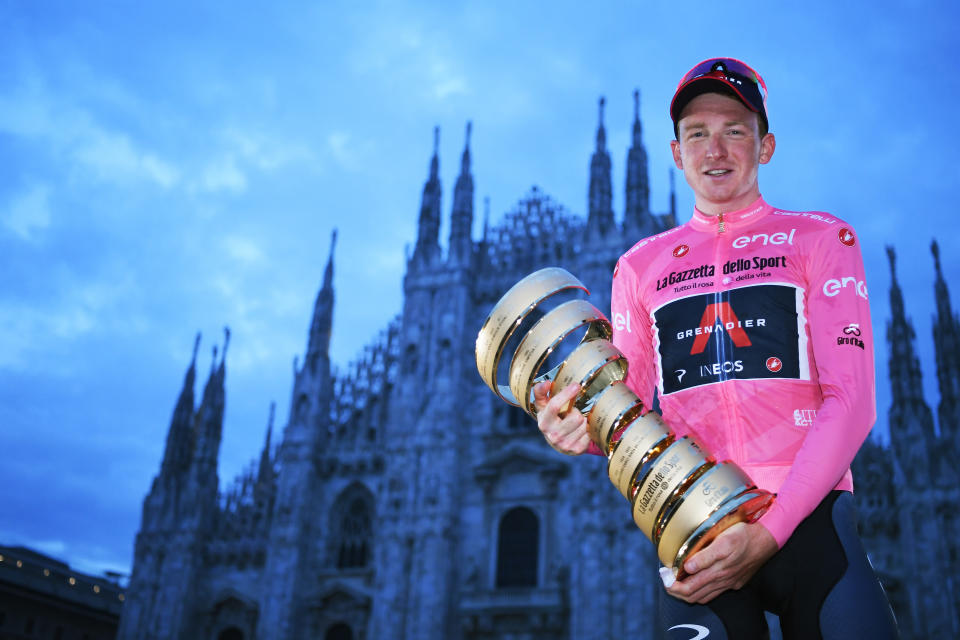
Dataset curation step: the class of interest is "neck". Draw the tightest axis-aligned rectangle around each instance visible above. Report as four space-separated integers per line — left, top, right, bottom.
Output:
694 188 762 216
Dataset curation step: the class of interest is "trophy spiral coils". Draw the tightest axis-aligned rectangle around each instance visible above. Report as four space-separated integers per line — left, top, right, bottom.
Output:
475 267 773 577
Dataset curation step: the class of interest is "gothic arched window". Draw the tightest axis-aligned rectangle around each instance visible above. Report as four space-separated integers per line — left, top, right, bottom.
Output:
495 506 539 588
331 484 374 570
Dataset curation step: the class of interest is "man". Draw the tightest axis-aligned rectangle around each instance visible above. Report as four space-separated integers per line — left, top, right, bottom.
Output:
533 58 899 638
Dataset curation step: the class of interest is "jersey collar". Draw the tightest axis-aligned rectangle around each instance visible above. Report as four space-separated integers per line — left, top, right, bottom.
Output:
690 196 772 232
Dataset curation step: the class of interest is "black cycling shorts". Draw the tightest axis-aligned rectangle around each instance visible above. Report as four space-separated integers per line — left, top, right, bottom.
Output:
659 491 900 640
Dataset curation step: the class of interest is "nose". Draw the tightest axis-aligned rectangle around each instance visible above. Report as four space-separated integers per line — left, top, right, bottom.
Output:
705 134 727 159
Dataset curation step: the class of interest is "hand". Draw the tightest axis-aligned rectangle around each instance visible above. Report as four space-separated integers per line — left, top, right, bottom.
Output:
665 522 778 604
532 380 590 455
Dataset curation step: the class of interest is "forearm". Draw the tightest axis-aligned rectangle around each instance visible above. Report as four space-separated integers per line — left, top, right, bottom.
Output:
759 384 876 546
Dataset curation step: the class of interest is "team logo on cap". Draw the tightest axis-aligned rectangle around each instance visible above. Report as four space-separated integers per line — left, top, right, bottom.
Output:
838 228 856 247
673 244 690 258
766 356 783 372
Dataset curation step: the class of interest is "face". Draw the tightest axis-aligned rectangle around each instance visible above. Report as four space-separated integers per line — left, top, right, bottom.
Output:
670 92 776 215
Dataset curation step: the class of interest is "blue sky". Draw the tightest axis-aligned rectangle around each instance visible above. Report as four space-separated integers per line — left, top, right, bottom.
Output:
2 1 958 577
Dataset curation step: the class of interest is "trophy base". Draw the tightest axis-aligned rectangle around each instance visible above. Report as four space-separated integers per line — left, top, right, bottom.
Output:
670 490 775 581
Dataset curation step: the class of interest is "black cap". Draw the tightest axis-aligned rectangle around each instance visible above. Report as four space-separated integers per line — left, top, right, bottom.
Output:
670 59 768 136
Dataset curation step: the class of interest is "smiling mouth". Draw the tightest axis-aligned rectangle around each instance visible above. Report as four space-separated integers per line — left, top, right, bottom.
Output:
705 169 732 176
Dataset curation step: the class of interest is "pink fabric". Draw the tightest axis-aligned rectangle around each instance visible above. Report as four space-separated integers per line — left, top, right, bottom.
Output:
606 196 876 547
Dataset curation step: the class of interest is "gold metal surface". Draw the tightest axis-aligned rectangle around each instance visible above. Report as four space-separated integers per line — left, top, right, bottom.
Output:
631 437 709 539
586 382 645 455
607 418 672 501
508 299 611 416
552 340 628 415
669 490 775 578
476 267 586 405
656 463 752 567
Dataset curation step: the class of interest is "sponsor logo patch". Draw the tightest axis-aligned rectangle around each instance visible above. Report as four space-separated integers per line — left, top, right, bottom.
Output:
794 409 817 427
657 264 715 292
837 323 865 349
772 210 837 224
668 623 711 639
673 244 690 258
732 229 796 249
613 310 632 333
720 255 787 285
838 227 856 247
823 276 868 299
653 284 808 394
700 360 744 377
677 302 765 354
722 256 788 274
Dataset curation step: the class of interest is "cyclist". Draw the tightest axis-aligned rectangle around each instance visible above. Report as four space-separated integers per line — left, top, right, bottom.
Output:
534 58 899 639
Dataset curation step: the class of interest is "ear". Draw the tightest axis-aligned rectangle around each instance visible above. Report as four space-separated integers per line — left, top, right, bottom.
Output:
670 139 684 170
758 133 776 165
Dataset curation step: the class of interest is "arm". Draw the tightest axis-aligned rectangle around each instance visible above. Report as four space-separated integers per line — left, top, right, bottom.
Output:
534 256 656 456
757 223 876 546
533 380 591 455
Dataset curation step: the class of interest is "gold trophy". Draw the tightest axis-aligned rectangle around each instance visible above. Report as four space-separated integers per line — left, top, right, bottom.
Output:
475 267 773 579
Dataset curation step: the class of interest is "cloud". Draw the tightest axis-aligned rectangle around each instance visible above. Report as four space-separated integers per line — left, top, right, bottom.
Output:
428 58 468 100
3 184 51 241
433 74 468 101
222 128 320 173
196 155 247 194
327 131 361 170
0 272 139 373
223 235 265 265
72 127 181 188
0 303 91 371
0 77 181 190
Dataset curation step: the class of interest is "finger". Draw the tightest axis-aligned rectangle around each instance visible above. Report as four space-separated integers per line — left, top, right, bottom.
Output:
684 529 735 574
558 405 586 429
667 563 717 598
548 382 581 416
556 419 590 455
690 583 728 605
532 380 552 412
665 583 690 601
546 413 585 452
553 410 586 440
669 578 717 604
571 429 592 454
683 549 708 575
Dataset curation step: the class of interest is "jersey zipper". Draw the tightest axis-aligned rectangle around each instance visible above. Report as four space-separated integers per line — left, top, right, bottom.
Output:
712 218 744 463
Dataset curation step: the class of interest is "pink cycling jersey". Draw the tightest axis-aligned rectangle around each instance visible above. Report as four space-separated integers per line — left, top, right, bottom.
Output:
605 195 875 547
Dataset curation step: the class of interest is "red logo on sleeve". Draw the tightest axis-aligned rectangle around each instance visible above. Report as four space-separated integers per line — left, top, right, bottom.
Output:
838 228 856 247
766 357 783 372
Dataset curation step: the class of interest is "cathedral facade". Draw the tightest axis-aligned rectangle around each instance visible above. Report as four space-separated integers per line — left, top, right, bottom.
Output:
117 92 960 639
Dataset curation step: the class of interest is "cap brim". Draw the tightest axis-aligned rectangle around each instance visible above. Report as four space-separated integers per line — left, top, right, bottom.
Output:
670 76 761 124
